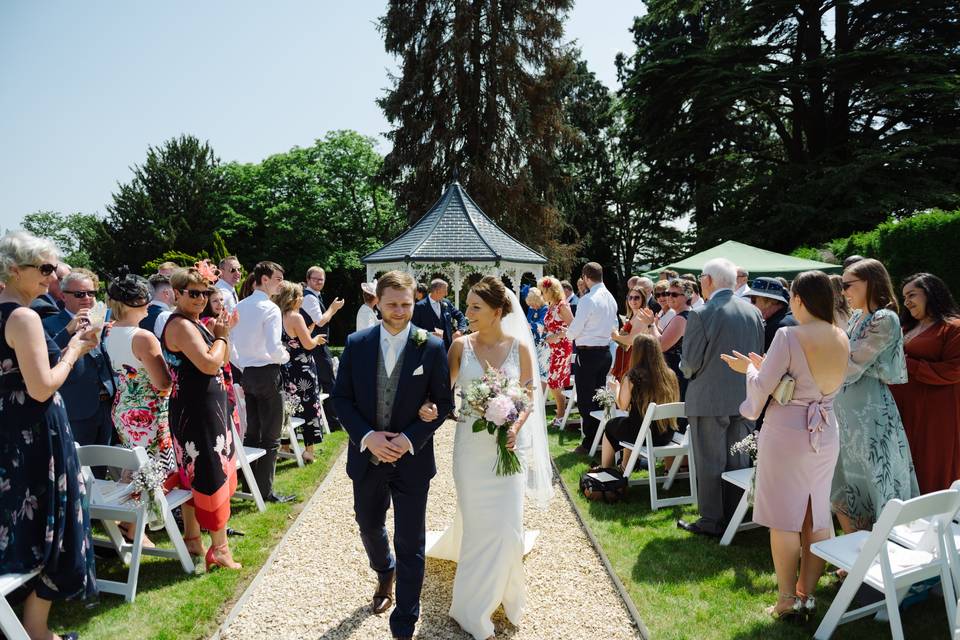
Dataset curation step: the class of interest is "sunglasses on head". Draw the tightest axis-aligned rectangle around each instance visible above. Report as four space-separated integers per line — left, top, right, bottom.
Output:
66 290 96 299
841 279 861 290
178 288 212 299
24 263 58 276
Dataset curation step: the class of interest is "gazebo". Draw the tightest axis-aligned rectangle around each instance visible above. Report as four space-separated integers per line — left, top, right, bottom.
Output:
362 179 548 306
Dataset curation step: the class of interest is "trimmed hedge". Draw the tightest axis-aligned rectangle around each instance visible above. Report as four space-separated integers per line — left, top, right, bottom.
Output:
793 209 960 295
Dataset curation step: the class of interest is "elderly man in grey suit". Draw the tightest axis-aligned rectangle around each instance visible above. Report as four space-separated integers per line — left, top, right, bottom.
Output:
678 258 764 538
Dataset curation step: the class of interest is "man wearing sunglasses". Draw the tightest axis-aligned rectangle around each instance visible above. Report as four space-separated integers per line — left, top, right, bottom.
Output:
216 255 243 313
42 269 118 454
29 262 71 319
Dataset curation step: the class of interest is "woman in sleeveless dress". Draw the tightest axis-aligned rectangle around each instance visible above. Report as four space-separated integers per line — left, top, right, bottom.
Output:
539 277 573 425
644 279 692 403
0 231 98 639
422 276 552 639
724 270 849 620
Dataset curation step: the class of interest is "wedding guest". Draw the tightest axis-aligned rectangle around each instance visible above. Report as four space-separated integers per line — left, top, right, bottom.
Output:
723 270 849 619
646 279 692 403
746 277 797 350
216 256 243 313
678 258 764 538
302 266 345 432
416 282 429 302
600 334 680 469
776 277 790 290
561 280 578 315
199 288 242 439
43 268 118 450
141 273 175 337
161 265 240 568
829 275 851 326
541 276 574 425
682 273 705 310
0 231 97 639
275 280 327 462
238 272 256 300
234 261 294 504
156 261 179 277
637 276 660 314
412 278 468 350
653 281 675 331
610 286 650 380
566 262 619 455
843 254 866 269
356 280 380 332
833 259 918 532
660 269 679 283
525 287 549 381
891 273 960 493
735 267 751 298
30 262 70 318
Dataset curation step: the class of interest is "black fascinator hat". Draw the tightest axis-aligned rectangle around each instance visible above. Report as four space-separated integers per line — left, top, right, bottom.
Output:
107 266 150 307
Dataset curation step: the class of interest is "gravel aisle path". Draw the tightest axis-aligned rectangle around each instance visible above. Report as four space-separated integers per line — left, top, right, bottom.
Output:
220 422 641 639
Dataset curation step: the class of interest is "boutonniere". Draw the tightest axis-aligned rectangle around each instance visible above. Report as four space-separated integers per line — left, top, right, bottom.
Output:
411 328 429 348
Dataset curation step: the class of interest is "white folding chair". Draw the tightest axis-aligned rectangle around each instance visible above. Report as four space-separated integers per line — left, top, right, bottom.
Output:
588 408 629 457
811 489 960 640
277 416 306 467
77 445 195 602
231 385 267 512
318 392 331 435
0 569 40 640
719 467 763 546
620 402 697 510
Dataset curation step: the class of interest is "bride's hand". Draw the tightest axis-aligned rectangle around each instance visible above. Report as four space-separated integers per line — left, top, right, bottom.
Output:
506 426 518 451
419 401 439 422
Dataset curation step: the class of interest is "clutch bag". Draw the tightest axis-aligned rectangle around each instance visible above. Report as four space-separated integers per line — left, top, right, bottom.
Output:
771 374 796 405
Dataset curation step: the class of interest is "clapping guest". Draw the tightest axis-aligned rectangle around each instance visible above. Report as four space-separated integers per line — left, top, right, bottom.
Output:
199 288 242 438
43 268 118 450
833 259 918 532
275 281 327 463
525 287 549 382
161 265 240 568
540 277 574 426
141 273 175 338
302 266 345 432
599 334 680 469
891 273 960 493
646 279 692 403
234 261 294 504
723 271 849 619
0 231 97 639
653 281 675 331
356 280 380 332
610 286 651 380
215 256 243 313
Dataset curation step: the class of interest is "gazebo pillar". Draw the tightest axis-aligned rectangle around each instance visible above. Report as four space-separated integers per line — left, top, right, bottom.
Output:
453 264 462 308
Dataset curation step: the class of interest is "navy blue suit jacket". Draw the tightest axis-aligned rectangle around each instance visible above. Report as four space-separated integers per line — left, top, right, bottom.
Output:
411 297 466 350
332 324 453 482
30 294 63 320
42 310 117 421
139 303 166 335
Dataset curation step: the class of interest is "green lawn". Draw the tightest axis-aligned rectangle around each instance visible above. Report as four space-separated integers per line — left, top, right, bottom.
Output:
41 431 347 640
547 422 950 639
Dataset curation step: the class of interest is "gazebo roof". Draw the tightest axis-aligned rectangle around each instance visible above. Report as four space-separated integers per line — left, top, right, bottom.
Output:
362 180 547 265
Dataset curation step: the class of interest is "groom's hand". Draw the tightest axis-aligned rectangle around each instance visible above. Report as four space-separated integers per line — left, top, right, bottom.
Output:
367 432 407 463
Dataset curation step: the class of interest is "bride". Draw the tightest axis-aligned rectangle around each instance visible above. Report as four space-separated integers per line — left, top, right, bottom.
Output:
419 276 553 640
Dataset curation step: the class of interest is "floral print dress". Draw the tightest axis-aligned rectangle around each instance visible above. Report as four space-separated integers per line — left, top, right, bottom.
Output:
832 308 920 529
0 302 97 601
161 313 237 531
544 301 572 390
280 328 324 446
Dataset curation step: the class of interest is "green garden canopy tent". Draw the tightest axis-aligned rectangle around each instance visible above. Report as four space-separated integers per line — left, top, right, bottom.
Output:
644 240 842 279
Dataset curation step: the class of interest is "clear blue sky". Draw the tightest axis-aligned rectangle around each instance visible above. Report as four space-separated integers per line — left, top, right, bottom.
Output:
0 1 641 233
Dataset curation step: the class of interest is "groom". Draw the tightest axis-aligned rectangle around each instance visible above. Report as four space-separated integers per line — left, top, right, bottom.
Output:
332 270 453 640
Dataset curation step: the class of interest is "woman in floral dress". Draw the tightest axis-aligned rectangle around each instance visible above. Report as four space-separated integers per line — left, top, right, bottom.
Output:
273 281 326 463
540 277 574 426
832 259 919 532
161 264 241 569
0 231 97 639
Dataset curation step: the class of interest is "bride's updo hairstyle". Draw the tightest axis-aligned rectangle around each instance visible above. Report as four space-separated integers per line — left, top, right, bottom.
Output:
470 276 513 317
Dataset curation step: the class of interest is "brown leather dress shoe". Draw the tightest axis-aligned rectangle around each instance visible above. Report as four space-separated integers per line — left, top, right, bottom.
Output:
372 570 395 614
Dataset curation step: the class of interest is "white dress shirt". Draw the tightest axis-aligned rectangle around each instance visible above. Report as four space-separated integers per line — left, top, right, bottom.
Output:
359 322 414 455
430 297 443 319
735 284 750 298
154 310 172 339
565 282 618 347
355 304 379 332
215 279 239 313
231 290 289 370
301 287 324 325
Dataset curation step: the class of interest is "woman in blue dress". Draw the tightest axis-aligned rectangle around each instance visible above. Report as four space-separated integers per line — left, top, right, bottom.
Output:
832 258 919 532
525 287 550 381
0 231 99 640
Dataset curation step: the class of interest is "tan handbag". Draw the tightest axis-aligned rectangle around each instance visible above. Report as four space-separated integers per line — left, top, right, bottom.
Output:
771 374 796 405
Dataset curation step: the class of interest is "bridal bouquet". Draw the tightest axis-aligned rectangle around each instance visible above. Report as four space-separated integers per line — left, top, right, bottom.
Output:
464 366 530 476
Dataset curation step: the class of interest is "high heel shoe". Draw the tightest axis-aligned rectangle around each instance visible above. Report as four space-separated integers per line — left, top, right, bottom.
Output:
765 594 807 622
205 542 242 571
183 534 204 558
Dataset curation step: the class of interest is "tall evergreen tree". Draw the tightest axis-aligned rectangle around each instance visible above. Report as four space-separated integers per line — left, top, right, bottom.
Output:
378 0 576 267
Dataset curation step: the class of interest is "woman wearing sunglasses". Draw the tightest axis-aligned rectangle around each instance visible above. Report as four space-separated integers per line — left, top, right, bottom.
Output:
638 279 693 405
832 258 918 533
0 231 99 640
161 264 242 569
610 286 652 380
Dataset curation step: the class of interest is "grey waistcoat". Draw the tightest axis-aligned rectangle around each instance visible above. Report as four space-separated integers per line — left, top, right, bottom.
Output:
375 344 407 431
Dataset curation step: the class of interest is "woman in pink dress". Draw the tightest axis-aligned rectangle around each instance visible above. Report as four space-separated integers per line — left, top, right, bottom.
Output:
722 270 849 621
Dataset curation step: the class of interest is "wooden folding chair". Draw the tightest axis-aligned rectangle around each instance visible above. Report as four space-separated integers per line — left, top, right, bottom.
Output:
0 569 40 640
620 402 697 510
77 445 195 602
811 489 960 640
231 384 267 512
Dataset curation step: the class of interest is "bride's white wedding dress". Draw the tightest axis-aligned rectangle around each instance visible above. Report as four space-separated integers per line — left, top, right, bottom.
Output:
425 336 537 639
